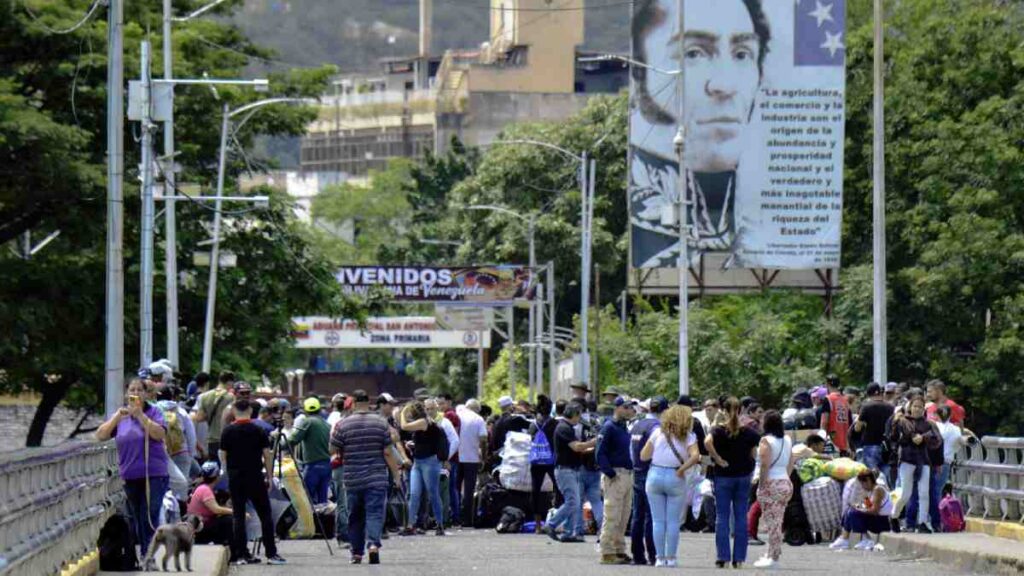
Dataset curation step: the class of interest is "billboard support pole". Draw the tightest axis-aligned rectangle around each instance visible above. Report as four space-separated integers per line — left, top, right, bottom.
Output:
579 152 590 392
872 0 888 385
508 306 516 399
675 0 690 397
477 330 484 399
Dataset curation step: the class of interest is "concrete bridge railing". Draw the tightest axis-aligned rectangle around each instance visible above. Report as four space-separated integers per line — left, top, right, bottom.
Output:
0 440 123 576
953 436 1024 523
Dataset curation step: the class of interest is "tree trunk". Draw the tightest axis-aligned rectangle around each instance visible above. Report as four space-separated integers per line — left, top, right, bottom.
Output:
25 374 75 447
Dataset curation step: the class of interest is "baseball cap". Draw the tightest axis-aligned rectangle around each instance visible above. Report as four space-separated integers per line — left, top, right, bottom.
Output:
866 382 883 396
649 395 670 414
234 381 252 394
352 389 370 403
498 395 514 409
413 388 430 401
331 393 347 404
303 397 321 413
613 396 637 408
148 359 173 376
885 382 898 393
811 386 828 399
375 392 396 406
201 461 221 479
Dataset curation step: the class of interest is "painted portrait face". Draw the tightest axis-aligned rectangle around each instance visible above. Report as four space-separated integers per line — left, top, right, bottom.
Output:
637 0 764 171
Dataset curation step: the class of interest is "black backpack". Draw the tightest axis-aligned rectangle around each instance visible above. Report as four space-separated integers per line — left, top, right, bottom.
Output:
495 506 526 534
98 514 138 572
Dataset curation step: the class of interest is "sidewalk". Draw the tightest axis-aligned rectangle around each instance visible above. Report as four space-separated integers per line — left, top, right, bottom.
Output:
880 531 1024 575
98 544 228 576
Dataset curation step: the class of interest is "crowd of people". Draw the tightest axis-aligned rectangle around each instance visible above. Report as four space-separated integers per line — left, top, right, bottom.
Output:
97 361 975 570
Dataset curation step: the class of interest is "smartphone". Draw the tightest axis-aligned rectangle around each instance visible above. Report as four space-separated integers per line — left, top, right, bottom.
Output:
126 394 141 406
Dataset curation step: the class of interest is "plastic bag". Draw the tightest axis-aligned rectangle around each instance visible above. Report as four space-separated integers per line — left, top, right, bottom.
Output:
499 431 535 492
823 458 867 481
797 458 828 483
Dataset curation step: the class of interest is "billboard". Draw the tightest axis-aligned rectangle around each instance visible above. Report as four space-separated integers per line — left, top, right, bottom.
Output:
629 0 846 270
335 265 533 303
292 316 491 349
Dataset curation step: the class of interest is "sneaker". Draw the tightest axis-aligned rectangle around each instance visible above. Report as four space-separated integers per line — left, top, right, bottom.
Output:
732 561 743 569
560 534 585 543
655 559 667 567
616 553 633 563
336 539 351 550
715 560 727 568
350 555 363 565
266 555 287 565
749 538 766 546
753 557 778 569
243 556 262 565
368 545 380 565
435 528 446 537
916 524 934 534
399 527 418 537
381 531 390 540
854 539 876 551
665 558 678 567
829 537 850 550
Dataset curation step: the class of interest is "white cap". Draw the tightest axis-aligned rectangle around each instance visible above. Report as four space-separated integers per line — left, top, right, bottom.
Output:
498 395 514 409
148 359 173 376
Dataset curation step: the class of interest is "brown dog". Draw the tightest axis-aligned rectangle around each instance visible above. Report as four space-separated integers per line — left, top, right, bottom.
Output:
141 514 203 572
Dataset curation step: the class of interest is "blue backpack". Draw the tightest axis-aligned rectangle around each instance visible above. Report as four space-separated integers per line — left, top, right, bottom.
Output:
529 428 555 466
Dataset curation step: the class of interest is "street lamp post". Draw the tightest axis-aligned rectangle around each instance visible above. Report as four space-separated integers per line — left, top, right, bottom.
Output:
200 98 308 372
472 139 593 393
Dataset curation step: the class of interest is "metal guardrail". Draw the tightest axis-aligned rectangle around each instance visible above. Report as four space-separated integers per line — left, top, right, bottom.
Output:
0 441 123 576
953 436 1024 523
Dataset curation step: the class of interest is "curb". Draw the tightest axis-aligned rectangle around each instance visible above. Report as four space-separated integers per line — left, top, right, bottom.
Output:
211 545 229 576
969 518 1024 543
880 532 1024 575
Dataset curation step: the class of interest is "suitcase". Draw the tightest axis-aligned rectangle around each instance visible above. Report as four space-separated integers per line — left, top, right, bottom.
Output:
801 477 842 535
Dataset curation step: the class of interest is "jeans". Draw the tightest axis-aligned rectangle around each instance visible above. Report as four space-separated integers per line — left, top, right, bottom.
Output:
332 466 349 541
895 462 930 527
549 467 582 537
930 463 950 530
409 456 444 529
631 472 656 564
714 474 752 563
228 473 276 560
347 486 386 557
859 445 889 482
459 462 480 526
303 460 332 505
170 453 194 482
577 468 604 531
448 463 460 523
123 476 169 557
646 466 687 560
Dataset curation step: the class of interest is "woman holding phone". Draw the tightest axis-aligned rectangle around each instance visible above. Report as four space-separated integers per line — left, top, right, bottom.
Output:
97 378 169 557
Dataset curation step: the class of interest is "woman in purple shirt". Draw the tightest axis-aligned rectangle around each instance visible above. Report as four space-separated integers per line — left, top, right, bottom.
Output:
96 378 169 557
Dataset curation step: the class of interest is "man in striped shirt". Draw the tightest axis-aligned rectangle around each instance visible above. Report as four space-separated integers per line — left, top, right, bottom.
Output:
330 390 401 565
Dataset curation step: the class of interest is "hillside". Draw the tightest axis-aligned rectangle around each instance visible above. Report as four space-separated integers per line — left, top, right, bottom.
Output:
231 0 630 73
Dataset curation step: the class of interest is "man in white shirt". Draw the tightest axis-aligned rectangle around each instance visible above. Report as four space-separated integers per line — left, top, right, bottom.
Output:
326 393 348 429
455 399 488 527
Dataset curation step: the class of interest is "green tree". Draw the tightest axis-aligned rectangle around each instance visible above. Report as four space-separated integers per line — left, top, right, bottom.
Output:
0 0 375 445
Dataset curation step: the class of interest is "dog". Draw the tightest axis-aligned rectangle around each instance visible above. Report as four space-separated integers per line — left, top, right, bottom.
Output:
141 514 203 572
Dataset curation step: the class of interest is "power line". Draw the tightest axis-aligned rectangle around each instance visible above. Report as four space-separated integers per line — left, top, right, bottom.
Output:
19 0 104 35
191 35 315 69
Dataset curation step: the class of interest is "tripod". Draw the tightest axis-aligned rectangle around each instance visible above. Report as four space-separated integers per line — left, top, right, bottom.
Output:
252 425 334 557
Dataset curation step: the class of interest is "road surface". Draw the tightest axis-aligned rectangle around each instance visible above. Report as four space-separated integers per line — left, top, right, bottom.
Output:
230 529 972 575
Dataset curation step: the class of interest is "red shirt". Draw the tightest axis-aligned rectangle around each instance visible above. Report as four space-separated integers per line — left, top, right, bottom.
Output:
824 392 851 451
927 399 965 426
444 409 461 463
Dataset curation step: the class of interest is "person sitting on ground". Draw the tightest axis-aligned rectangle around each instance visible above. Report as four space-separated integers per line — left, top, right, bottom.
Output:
791 434 831 463
830 469 892 550
189 462 234 545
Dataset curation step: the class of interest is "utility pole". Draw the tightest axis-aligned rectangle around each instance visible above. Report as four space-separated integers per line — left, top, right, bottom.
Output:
139 41 156 368
675 0 690 396
105 0 125 417
162 0 180 368
508 306 516 399
579 153 592 390
527 215 536 398
547 262 555 397
201 103 231 372
872 0 888 385
594 263 600 394
620 290 627 330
